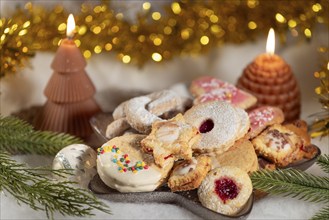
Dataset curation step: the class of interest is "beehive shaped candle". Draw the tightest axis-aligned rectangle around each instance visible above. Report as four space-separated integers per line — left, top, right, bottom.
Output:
237 54 300 122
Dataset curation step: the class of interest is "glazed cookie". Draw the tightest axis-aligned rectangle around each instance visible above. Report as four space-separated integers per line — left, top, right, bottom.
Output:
206 140 258 174
252 124 303 167
184 101 241 153
190 76 257 109
246 106 284 139
168 155 212 192
141 114 200 167
198 166 253 216
97 134 174 192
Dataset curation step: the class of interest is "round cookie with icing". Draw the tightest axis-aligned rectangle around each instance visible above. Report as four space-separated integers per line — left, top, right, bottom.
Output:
184 101 241 153
198 166 253 216
97 134 174 192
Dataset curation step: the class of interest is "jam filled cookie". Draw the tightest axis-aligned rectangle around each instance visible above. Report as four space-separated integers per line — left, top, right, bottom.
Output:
252 124 304 167
141 114 200 167
97 134 174 192
247 106 284 139
190 76 257 109
198 166 253 216
184 101 242 153
168 155 211 192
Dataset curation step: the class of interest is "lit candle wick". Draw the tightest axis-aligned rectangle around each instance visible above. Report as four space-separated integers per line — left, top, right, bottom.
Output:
66 14 75 39
266 28 275 55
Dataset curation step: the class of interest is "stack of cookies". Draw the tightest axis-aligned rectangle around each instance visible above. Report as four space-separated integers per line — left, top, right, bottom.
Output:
96 76 317 216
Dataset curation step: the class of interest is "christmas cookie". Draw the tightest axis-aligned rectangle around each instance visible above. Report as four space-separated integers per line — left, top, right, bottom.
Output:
97 134 174 192
141 114 200 167
246 106 284 139
206 140 258 174
198 166 253 216
252 124 303 167
168 155 212 192
190 76 257 109
105 117 132 140
184 101 242 153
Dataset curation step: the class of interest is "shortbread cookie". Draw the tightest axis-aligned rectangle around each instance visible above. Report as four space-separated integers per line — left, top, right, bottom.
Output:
190 76 257 109
252 124 303 167
198 166 253 216
184 101 241 153
97 134 174 192
247 106 284 139
168 155 211 192
141 114 200 167
207 140 258 174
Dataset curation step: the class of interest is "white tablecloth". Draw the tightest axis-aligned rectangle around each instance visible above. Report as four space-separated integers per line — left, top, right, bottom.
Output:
1 1 329 219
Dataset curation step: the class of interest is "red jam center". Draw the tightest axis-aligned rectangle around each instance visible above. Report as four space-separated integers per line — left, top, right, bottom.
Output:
199 119 214 133
215 177 239 204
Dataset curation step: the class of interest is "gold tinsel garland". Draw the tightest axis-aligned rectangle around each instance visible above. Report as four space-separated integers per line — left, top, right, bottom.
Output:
310 47 329 138
0 0 328 77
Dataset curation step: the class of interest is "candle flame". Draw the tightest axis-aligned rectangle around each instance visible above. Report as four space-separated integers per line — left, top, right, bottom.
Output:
66 14 75 38
266 28 275 55
327 62 329 70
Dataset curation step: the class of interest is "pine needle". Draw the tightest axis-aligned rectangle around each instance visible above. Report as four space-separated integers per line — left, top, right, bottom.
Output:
317 155 329 174
0 115 82 155
0 152 111 219
310 206 329 220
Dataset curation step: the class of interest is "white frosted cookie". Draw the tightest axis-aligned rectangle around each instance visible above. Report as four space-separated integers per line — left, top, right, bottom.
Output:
198 166 252 216
97 134 173 192
184 101 241 153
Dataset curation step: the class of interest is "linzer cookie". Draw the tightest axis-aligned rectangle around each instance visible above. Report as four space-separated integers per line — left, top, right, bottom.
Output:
198 166 253 216
246 106 284 139
190 76 257 109
168 155 211 192
237 54 301 122
96 134 174 192
184 101 242 153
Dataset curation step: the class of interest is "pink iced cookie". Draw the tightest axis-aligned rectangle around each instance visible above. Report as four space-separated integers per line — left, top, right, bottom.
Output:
190 76 257 109
247 106 284 139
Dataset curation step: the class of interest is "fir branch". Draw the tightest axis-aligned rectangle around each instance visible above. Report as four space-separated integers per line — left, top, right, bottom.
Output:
0 115 82 155
310 206 329 220
0 151 111 219
250 168 329 203
317 155 329 174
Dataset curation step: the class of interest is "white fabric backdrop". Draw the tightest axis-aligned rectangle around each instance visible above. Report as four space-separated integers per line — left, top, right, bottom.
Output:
1 1 328 219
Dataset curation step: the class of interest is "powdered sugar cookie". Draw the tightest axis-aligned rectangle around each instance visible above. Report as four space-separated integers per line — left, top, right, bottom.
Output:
141 114 200 167
246 106 284 139
190 76 257 109
168 155 211 192
198 166 253 216
235 107 250 140
97 134 174 192
105 117 131 140
184 101 241 153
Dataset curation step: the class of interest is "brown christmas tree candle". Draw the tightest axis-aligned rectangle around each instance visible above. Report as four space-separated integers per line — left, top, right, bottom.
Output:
237 29 300 122
34 14 100 138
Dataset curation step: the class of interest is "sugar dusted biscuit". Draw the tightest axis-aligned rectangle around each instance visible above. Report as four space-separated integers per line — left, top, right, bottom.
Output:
168 155 211 192
198 166 253 216
184 101 241 153
141 114 200 167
